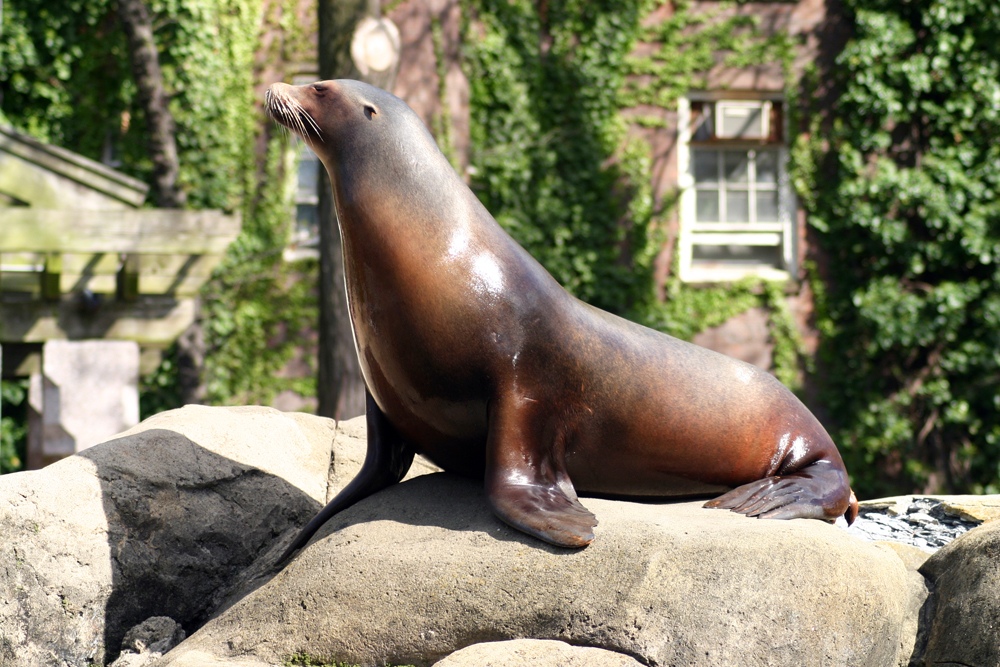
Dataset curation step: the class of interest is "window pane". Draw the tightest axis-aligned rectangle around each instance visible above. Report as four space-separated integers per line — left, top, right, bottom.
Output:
723 151 748 183
696 190 720 222
692 244 782 268
297 148 319 199
721 106 763 138
756 150 777 184
756 190 779 221
725 191 749 222
692 151 717 184
692 103 714 141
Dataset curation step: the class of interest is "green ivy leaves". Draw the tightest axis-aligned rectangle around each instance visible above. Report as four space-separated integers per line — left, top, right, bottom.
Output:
810 0 1000 495
465 0 654 314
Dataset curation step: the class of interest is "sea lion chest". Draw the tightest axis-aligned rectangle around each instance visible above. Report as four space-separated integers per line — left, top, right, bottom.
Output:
338 191 546 467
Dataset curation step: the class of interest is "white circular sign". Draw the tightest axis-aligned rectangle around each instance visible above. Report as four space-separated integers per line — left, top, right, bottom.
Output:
351 17 401 76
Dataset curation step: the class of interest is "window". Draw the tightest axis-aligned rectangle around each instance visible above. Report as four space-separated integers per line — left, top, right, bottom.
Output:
293 143 320 246
677 96 796 282
284 75 322 262
282 141 321 261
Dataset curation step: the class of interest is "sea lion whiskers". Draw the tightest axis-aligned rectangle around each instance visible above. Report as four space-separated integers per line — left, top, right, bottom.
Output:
265 87 323 141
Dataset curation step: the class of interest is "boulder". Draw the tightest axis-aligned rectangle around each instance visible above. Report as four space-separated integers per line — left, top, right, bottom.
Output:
913 520 1000 666
432 639 645 666
0 405 337 666
108 617 186 667
156 473 910 667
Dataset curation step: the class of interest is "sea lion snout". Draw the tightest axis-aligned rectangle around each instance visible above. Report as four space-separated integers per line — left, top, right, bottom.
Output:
264 81 336 143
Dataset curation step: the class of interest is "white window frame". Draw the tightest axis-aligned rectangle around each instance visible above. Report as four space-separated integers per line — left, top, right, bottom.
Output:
715 100 772 139
677 94 797 283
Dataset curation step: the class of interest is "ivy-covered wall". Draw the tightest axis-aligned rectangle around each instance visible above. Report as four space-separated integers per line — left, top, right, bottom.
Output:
461 0 815 390
801 0 1000 496
6 0 998 501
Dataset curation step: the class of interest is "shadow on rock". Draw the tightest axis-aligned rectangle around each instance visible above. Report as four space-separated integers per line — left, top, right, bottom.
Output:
0 405 334 667
81 429 321 661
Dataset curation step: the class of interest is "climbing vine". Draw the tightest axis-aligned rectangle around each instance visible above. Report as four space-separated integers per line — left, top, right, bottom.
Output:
0 0 259 211
463 0 655 312
622 0 796 116
0 380 28 473
199 134 318 407
798 0 1000 496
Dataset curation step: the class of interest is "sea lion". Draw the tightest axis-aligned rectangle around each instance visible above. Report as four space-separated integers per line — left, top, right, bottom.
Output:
265 79 858 558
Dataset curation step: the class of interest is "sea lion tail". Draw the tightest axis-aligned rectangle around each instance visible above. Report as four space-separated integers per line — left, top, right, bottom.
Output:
844 490 859 525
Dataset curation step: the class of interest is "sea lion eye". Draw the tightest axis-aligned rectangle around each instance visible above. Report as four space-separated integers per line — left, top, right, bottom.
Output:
364 105 377 120
312 83 327 96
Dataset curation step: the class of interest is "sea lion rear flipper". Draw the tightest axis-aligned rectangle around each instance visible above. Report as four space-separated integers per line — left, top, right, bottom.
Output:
704 459 855 523
484 396 597 548
277 390 414 565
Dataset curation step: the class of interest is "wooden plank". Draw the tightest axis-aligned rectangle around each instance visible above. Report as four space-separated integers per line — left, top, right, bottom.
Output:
56 253 121 294
0 252 44 295
0 126 149 207
0 296 197 345
0 208 242 254
136 254 222 295
118 254 140 301
2 252 227 298
139 274 216 297
0 252 45 269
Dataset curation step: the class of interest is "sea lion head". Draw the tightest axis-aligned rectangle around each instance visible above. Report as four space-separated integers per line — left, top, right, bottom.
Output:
264 80 442 184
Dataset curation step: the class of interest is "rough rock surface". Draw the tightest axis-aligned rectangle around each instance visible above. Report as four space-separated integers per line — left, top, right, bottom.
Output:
324 412 441 493
15 405 1000 667
848 496 985 551
914 520 1000 666
157 473 909 667
108 617 186 667
0 406 337 666
431 639 645 666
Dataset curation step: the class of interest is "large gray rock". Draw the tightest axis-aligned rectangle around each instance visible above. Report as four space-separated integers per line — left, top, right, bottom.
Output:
157 473 910 667
914 520 1000 666
0 405 336 666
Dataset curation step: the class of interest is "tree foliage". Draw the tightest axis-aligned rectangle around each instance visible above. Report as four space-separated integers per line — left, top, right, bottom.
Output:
1 0 258 210
803 0 1000 496
464 0 657 314
0 380 28 473
2 0 318 420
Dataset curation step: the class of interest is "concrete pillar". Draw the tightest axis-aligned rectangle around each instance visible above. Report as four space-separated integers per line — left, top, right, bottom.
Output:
26 340 140 468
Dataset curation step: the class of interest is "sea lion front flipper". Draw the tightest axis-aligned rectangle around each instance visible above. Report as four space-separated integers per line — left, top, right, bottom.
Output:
484 395 597 548
277 389 414 564
704 459 854 523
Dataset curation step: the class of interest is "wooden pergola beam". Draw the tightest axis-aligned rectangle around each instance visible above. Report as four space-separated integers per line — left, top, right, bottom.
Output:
0 208 241 254
0 295 197 346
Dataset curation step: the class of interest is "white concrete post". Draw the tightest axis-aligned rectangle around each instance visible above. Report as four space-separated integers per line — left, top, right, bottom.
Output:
26 340 140 468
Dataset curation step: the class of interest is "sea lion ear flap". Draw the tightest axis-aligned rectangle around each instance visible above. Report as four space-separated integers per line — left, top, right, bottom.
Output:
364 104 378 120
